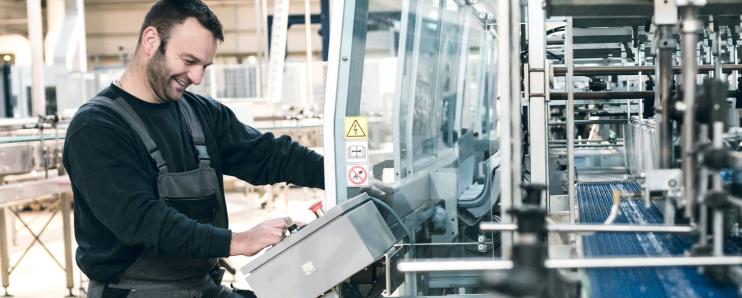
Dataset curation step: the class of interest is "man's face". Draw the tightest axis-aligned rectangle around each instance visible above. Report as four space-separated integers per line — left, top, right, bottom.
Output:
146 17 217 103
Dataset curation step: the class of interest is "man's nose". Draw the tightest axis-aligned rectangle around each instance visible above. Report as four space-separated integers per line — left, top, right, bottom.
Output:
188 67 205 85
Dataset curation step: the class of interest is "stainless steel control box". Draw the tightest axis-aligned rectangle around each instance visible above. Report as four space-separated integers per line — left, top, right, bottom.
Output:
241 194 397 298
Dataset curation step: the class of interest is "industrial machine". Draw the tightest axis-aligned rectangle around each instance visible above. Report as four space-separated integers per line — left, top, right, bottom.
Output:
241 0 742 297
243 0 502 296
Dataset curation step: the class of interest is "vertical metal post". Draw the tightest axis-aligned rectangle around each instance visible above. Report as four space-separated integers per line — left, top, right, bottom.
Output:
733 28 740 129
653 0 677 169
320 0 331 61
657 25 675 170
75 0 88 72
697 125 709 247
656 25 676 226
680 3 701 222
27 0 46 116
323 0 368 207
321 0 345 207
655 24 679 217
303 0 315 107
528 0 548 189
266 0 290 102
729 32 742 127
0 207 9 296
566 18 576 224
712 122 724 256
510 0 523 210
713 209 724 255
61 193 74 296
253 0 265 97
260 0 270 60
0 176 6 296
712 22 723 79
497 0 513 257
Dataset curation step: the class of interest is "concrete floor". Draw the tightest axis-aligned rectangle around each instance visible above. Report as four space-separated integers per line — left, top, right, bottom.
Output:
4 185 324 297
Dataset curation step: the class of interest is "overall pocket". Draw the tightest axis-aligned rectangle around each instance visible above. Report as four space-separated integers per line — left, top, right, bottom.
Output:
163 194 217 223
157 167 220 224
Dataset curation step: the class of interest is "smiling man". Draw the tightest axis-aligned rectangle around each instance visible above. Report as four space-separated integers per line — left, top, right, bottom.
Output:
63 1 324 297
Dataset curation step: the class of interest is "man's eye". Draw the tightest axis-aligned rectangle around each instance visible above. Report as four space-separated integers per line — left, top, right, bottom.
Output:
184 59 195 65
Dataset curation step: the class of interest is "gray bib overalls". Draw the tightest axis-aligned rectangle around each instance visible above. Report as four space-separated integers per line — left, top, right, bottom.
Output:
84 96 253 298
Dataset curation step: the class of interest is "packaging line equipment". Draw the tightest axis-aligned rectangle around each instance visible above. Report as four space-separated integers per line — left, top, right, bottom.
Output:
241 0 742 297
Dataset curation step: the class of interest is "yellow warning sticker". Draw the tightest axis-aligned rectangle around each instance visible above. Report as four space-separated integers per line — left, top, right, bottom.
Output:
344 116 368 140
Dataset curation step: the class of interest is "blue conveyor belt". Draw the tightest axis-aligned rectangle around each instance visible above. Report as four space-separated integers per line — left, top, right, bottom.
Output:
578 181 739 298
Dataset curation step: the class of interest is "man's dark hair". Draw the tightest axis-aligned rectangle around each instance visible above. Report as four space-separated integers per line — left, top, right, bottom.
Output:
137 0 224 54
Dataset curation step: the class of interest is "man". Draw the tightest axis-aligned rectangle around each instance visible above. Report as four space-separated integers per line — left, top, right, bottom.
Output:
62 1 324 297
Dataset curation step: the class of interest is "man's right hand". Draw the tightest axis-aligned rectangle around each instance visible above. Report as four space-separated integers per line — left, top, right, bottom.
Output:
230 217 289 256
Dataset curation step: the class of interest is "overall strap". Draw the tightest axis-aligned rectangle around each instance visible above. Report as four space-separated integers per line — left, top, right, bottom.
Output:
177 98 211 168
92 96 170 174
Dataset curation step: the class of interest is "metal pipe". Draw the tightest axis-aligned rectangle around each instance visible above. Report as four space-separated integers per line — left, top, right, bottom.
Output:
27 0 46 117
0 207 8 295
550 144 624 149
549 119 628 125
550 90 734 100
713 121 724 256
61 193 73 295
548 223 694 233
303 0 315 107
253 0 265 97
657 25 674 170
550 139 623 143
680 4 701 230
566 18 575 225
397 256 742 273
399 259 515 272
549 64 742 76
714 210 724 256
510 0 522 210
496 0 514 258
527 0 548 186
550 91 653 100
480 223 696 233
546 256 742 269
657 48 675 224
698 125 710 247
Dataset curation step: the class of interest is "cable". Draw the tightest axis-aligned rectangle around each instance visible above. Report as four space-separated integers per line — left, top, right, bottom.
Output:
367 197 416 257
547 51 563 62
546 26 565 36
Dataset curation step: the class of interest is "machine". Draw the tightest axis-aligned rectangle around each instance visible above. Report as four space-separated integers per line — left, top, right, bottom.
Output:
241 0 742 297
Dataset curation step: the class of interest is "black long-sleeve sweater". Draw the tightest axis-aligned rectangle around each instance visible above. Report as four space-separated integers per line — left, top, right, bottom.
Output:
63 84 324 282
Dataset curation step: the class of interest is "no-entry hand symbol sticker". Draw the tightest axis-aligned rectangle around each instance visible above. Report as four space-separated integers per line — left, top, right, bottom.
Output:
347 165 369 187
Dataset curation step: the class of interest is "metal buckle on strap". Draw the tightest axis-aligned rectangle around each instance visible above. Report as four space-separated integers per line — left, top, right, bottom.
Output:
149 150 168 170
195 145 210 160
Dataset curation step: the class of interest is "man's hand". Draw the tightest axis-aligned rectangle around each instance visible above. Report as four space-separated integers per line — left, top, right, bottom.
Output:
360 181 396 203
230 217 289 256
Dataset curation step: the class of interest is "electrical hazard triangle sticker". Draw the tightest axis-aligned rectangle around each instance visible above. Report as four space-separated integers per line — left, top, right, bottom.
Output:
346 120 366 138
344 116 368 140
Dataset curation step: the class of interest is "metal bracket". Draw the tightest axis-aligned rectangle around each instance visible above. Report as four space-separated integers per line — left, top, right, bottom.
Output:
654 0 678 25
645 168 684 196
676 0 707 7
646 169 683 191
383 245 405 296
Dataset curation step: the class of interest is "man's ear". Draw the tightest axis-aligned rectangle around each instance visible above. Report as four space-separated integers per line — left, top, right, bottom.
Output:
140 26 161 57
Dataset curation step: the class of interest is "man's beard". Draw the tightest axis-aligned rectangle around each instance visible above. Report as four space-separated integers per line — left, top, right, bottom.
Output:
146 50 180 103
